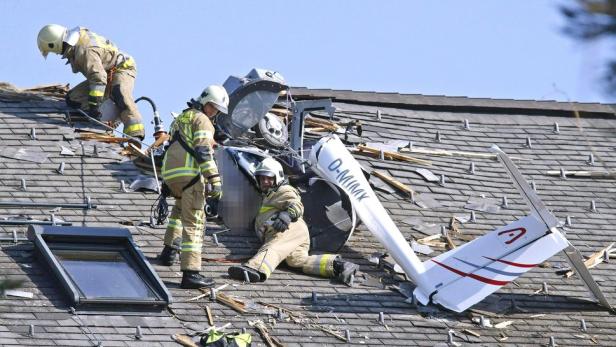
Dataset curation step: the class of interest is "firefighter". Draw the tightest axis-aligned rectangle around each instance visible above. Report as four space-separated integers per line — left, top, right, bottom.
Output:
228 157 359 284
36 24 145 140
158 85 228 289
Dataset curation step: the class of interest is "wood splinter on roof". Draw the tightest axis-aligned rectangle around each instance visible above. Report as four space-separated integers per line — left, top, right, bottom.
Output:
354 145 432 166
172 334 199 347
249 320 285 347
400 146 531 161
371 170 415 198
559 242 615 278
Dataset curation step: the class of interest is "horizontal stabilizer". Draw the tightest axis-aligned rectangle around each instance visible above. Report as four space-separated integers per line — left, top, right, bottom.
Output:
416 215 568 312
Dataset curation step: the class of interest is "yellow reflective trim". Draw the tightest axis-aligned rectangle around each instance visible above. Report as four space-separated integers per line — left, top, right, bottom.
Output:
162 172 199 180
259 205 276 214
193 130 212 139
163 167 200 174
168 219 182 227
117 57 134 69
124 123 144 133
89 90 104 97
199 161 213 170
319 254 333 277
259 262 272 277
181 242 203 252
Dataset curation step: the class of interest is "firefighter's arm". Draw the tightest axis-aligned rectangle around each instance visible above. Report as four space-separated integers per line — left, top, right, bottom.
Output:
83 48 108 113
192 116 221 197
275 186 304 221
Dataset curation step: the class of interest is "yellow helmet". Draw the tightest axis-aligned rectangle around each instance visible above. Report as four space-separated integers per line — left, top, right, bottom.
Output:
37 24 67 58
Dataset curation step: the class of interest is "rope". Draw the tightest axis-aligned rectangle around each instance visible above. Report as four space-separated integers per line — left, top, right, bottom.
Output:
73 108 153 149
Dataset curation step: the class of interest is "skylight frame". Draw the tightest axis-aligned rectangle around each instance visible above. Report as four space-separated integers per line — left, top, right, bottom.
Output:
27 225 171 308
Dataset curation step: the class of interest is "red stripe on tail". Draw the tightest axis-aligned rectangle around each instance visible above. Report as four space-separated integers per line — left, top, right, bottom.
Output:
483 256 538 268
432 260 510 286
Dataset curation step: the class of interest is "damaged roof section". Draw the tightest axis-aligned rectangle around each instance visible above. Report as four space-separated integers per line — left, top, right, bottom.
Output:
0 83 615 346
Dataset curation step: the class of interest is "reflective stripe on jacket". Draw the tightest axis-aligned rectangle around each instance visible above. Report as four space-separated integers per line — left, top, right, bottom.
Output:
255 184 305 235
161 108 218 185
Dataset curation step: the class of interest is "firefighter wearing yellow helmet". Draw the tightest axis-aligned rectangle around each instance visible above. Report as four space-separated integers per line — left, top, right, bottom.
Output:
158 85 228 289
37 24 145 139
228 157 359 285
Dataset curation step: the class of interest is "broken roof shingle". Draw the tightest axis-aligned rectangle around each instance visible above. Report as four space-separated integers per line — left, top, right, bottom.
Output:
0 83 615 346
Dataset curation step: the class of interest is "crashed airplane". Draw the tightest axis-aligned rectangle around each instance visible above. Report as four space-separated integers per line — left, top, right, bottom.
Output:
158 68 611 312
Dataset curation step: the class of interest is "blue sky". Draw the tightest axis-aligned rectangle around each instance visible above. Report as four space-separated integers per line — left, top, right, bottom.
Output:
0 1 611 139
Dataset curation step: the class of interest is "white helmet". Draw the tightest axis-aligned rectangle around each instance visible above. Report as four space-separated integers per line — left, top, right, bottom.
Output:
194 85 229 114
37 24 68 58
254 157 284 187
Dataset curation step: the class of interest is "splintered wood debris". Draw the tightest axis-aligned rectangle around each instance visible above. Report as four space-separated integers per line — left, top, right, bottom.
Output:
493 320 514 329
305 115 340 132
205 306 214 326
560 242 614 278
399 146 531 161
213 291 248 313
22 84 69 97
462 329 481 337
249 320 285 347
171 334 199 347
77 132 131 143
353 144 432 166
259 302 349 342
371 170 415 197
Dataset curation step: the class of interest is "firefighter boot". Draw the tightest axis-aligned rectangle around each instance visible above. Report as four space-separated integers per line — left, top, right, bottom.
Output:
158 238 180 266
333 257 359 286
228 265 263 283
180 271 216 289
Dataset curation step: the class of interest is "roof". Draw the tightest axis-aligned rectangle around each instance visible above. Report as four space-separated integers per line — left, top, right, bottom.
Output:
1 83 615 346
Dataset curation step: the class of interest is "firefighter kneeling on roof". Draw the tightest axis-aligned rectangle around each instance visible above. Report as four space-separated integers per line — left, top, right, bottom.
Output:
158 85 228 289
228 158 359 284
37 24 145 140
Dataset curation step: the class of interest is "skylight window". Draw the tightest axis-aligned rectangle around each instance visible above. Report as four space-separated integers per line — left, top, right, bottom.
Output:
28 225 171 308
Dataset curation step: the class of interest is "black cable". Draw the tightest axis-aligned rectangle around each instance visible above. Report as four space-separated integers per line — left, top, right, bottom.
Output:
151 192 169 226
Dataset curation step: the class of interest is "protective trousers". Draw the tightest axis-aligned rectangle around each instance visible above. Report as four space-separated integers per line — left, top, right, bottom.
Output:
163 178 206 271
246 220 336 279
66 68 144 138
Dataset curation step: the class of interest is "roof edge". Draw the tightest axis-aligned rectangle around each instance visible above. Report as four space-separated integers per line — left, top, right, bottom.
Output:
289 87 616 118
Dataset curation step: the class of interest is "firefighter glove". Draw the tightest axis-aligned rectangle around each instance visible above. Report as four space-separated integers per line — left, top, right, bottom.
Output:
209 179 222 199
272 211 292 232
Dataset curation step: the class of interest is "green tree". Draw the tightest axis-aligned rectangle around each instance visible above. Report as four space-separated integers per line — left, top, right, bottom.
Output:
561 0 616 93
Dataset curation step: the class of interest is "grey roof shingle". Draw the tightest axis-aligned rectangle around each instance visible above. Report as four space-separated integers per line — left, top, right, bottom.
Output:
1 84 615 346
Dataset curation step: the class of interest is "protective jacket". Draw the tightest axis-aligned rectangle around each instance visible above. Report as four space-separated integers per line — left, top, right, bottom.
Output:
255 184 304 238
247 184 336 279
161 107 219 272
162 108 220 188
64 27 144 137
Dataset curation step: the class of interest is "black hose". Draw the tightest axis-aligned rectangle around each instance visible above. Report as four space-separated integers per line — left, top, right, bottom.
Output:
135 96 157 112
